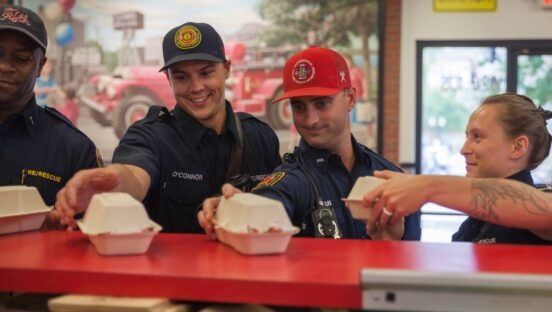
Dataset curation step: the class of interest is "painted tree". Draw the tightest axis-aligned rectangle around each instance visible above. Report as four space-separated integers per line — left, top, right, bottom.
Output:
258 0 379 100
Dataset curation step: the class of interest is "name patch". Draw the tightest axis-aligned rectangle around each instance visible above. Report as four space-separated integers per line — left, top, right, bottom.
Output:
172 171 203 181
22 169 61 183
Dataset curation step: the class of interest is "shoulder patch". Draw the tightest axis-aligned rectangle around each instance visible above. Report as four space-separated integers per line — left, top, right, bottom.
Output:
253 172 285 189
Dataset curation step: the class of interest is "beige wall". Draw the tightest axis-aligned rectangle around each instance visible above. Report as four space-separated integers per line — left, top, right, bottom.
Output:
399 0 552 163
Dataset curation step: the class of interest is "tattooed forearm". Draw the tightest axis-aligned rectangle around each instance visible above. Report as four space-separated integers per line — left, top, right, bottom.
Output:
470 179 550 223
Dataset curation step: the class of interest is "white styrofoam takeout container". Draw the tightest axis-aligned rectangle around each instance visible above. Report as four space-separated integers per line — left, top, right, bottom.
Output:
215 227 298 255
215 193 299 255
77 192 161 256
343 176 385 220
0 186 50 235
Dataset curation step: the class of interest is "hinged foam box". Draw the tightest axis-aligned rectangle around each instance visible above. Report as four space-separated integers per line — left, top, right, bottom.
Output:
77 193 161 256
343 176 385 220
214 193 298 255
345 177 405 240
0 185 50 235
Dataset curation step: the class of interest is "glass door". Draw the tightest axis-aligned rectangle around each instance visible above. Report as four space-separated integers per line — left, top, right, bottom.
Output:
514 49 552 185
419 46 507 177
417 44 507 242
416 40 552 242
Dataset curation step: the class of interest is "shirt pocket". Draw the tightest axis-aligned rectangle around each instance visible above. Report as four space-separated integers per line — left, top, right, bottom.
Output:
161 167 211 201
160 177 211 233
21 175 62 206
162 178 208 205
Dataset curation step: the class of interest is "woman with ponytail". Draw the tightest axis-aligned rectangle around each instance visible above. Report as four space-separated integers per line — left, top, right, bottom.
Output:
362 93 552 244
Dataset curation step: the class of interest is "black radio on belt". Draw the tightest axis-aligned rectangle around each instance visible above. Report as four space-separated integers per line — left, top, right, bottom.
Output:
311 203 341 239
293 151 342 239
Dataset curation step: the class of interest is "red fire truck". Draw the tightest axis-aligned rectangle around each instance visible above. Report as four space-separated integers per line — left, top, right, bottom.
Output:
79 43 293 138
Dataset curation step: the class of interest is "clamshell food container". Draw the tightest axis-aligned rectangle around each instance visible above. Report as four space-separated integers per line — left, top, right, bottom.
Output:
343 176 385 220
77 192 161 256
215 193 299 255
0 186 50 235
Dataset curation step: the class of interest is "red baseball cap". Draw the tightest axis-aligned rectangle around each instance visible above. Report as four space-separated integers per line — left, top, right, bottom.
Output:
272 46 351 104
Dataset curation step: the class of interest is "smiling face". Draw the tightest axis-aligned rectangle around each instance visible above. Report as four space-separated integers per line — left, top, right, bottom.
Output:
460 105 521 178
290 88 355 153
166 60 230 133
0 30 45 118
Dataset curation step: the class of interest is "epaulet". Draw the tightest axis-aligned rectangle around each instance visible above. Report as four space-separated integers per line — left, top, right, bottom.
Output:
43 106 87 135
236 111 273 128
145 105 173 121
235 111 254 120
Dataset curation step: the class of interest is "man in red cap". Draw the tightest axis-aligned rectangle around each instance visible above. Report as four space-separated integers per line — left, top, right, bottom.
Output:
199 46 421 240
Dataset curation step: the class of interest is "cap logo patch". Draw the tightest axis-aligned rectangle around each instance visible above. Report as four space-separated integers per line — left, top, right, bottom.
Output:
174 25 201 50
292 59 315 84
339 71 346 82
0 7 31 26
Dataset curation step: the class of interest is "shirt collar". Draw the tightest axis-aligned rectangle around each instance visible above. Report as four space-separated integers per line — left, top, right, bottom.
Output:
0 96 40 137
172 100 239 147
506 169 534 186
298 135 361 169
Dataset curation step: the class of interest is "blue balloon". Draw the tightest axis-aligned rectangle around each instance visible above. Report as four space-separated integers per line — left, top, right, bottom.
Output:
56 23 74 47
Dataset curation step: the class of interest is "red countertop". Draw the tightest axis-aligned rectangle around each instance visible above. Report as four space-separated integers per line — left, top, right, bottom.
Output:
1 231 552 308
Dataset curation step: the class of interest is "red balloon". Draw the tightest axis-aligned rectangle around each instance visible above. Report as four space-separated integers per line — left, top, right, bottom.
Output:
58 0 76 12
232 42 247 61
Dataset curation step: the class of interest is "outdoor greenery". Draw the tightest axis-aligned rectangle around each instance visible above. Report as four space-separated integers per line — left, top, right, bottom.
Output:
518 55 552 183
257 0 379 98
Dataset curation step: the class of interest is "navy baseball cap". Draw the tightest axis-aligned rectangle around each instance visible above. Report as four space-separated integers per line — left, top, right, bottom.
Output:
159 22 226 71
0 5 47 51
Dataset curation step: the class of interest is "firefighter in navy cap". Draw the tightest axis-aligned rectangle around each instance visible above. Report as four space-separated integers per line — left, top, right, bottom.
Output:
55 22 281 233
199 46 421 241
0 5 100 222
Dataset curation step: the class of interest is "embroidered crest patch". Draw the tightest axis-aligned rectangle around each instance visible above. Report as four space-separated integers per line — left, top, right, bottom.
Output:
174 25 202 50
253 172 285 189
292 59 315 84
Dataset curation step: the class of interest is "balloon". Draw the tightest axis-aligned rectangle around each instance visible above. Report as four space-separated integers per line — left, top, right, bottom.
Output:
58 0 76 12
231 42 246 61
56 23 74 47
44 2 64 22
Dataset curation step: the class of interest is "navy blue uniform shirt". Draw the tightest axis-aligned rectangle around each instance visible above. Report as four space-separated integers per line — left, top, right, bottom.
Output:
253 137 422 240
452 170 552 245
113 101 281 233
0 96 100 206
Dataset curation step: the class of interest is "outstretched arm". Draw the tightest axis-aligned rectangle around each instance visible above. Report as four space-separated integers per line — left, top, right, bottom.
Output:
54 164 150 229
364 171 552 239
